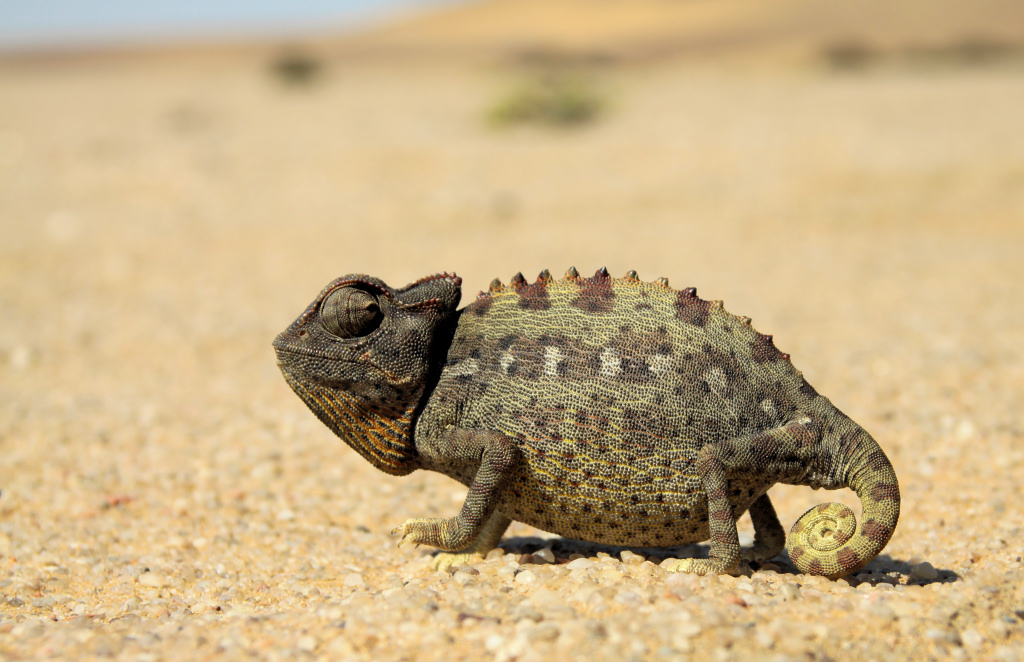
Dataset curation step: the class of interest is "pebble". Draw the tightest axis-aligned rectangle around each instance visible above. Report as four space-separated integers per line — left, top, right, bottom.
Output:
911 562 939 581
780 584 801 601
532 548 556 564
343 572 366 589
565 558 596 571
522 622 560 643
138 573 168 588
515 570 538 587
620 550 645 565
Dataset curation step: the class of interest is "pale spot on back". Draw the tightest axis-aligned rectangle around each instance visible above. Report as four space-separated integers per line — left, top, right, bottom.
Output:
599 347 621 377
648 354 672 374
499 351 515 375
543 346 563 377
704 367 727 396
448 358 479 377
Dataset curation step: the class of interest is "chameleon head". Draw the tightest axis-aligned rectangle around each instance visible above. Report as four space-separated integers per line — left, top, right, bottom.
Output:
272 272 462 474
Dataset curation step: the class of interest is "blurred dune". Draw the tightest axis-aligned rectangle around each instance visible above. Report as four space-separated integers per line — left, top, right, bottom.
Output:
5 0 1024 65
330 0 1024 63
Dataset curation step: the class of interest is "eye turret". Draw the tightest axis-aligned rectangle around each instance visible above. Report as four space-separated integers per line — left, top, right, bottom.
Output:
319 287 383 338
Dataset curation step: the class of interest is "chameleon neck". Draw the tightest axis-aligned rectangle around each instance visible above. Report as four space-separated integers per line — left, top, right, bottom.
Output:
281 371 418 476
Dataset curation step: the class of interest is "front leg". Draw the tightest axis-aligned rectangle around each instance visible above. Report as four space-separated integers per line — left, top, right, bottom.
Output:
664 417 819 575
393 429 517 551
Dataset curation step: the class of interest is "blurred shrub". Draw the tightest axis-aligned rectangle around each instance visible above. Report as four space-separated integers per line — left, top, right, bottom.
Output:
488 74 604 127
269 50 323 86
905 37 1022 66
822 41 879 70
823 36 1023 71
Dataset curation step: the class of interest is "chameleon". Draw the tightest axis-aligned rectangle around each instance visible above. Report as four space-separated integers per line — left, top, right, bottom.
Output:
272 267 900 577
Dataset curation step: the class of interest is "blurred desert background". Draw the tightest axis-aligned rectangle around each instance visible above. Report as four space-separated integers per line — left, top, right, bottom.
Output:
2 0 1024 660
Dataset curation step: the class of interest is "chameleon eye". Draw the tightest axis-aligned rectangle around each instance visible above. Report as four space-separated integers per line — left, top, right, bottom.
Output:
320 287 383 338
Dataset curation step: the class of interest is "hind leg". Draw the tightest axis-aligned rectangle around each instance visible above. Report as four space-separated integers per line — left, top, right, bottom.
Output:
663 418 820 575
743 494 786 565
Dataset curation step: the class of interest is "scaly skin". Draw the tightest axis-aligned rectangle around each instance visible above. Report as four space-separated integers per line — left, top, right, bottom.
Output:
273 268 900 577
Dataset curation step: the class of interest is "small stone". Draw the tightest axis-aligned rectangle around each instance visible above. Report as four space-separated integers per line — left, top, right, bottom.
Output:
523 623 560 643
961 629 984 649
515 570 538 586
532 548 555 564
911 562 938 581
138 573 168 588
513 604 543 622
343 572 366 589
484 634 505 652
802 588 824 601
778 586 802 602
297 636 318 652
565 558 596 570
453 570 477 586
723 592 747 608
620 550 645 565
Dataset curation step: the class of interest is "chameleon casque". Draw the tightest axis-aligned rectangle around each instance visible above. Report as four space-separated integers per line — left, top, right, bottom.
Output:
273 268 900 577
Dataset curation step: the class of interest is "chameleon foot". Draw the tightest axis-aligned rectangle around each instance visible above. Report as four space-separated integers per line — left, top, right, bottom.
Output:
741 543 781 566
662 557 742 575
392 517 449 548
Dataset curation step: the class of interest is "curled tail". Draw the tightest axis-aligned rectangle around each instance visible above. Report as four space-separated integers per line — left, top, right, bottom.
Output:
787 428 900 578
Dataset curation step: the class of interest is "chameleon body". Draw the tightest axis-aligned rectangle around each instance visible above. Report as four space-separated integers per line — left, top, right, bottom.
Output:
273 268 900 577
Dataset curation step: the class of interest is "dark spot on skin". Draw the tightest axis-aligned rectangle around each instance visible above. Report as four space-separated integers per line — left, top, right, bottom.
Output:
675 291 710 327
636 302 653 311
571 273 615 313
798 378 819 398
789 546 805 562
470 296 493 316
869 482 900 502
807 559 824 575
837 548 861 573
514 280 552 310
750 334 786 364
861 519 892 544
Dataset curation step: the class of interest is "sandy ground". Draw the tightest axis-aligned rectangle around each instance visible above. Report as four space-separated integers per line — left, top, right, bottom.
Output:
2 2 1024 659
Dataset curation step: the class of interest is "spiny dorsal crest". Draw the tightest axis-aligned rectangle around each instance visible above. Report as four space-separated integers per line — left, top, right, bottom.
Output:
468 267 793 364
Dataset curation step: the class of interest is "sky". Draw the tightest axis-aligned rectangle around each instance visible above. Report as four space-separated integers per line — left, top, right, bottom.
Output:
0 0 463 51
